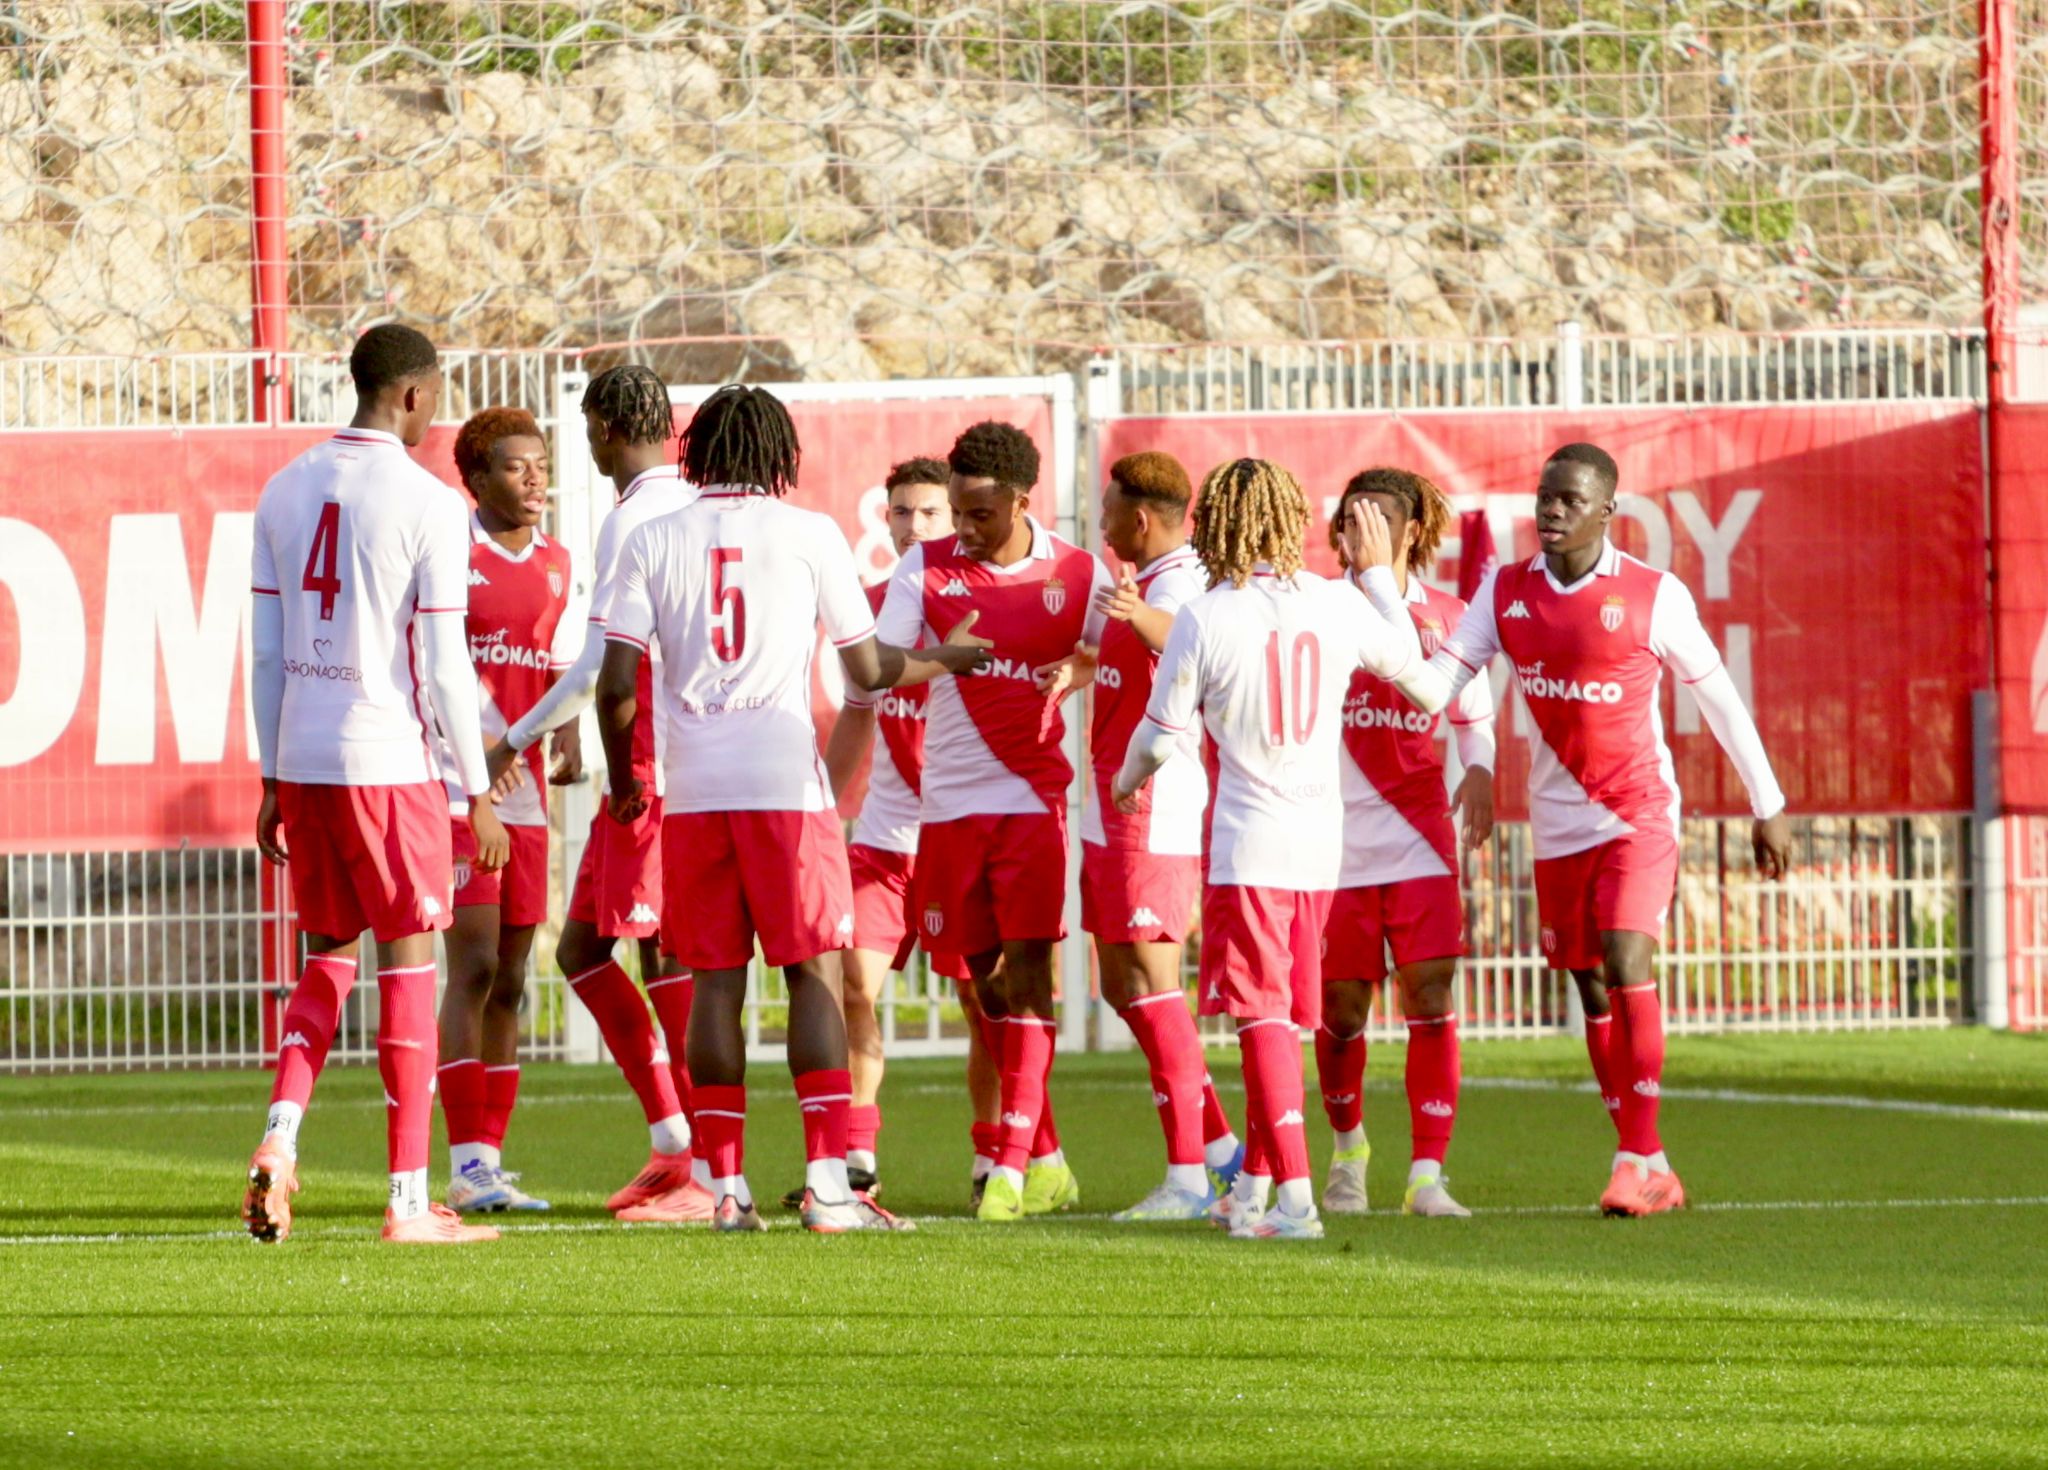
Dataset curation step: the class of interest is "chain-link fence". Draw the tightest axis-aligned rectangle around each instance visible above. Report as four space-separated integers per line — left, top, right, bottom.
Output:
3 1 1994 376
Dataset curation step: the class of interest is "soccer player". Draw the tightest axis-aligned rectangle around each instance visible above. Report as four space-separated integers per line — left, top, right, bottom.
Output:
1315 467 1496 1220
1081 451 1244 1222
874 421 1114 1223
243 324 507 1245
486 365 709 1221
1114 458 1421 1241
434 407 582 1214
1392 442 1790 1216
597 386 990 1232
803 457 985 1207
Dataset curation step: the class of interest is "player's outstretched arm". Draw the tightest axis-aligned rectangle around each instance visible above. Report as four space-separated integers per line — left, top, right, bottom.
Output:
1113 717 1177 812
420 610 509 872
1095 569 1174 652
594 638 648 822
840 612 993 692
497 619 603 782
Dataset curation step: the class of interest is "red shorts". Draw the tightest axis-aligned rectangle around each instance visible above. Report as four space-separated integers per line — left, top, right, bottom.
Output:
1322 874 1464 984
1198 884 1334 1030
1080 842 1199 944
1533 828 1680 971
914 810 1067 958
452 820 551 929
662 810 854 970
848 843 969 981
568 796 663 940
278 781 453 944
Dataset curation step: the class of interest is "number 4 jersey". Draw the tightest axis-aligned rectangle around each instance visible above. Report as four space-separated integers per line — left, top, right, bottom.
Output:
251 427 473 786
606 489 876 813
1143 566 1422 891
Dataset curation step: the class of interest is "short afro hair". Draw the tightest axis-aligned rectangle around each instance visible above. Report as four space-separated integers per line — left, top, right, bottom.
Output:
884 457 951 494
948 421 1040 494
1545 442 1619 499
349 324 438 396
453 407 545 490
1108 451 1192 521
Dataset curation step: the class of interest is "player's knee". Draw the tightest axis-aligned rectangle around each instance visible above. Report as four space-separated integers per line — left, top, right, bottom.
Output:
1571 968 1610 1016
1323 980 1373 1035
1400 962 1457 1019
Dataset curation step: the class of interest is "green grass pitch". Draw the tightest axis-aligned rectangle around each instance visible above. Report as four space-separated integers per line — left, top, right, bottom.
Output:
3 1031 2045 1468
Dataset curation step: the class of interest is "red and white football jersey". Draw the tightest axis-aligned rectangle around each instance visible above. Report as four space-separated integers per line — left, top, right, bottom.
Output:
875 517 1112 823
1337 578 1494 886
846 581 928 855
1143 566 1420 890
440 515 578 826
584 465 697 796
1427 542 1778 858
1082 544 1206 856
251 427 471 786
607 488 875 814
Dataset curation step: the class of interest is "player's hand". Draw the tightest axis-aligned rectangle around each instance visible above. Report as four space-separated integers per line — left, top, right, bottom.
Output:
1452 766 1494 854
547 723 583 785
486 739 526 802
1035 642 1099 703
1753 810 1791 881
608 773 649 825
937 610 995 675
1094 569 1144 623
468 800 511 873
1112 773 1149 815
255 782 287 866
1343 498 1394 572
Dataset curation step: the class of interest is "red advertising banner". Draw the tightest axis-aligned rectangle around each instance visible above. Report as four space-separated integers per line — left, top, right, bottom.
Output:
1099 405 1987 818
0 393 1054 852
1992 402 2048 813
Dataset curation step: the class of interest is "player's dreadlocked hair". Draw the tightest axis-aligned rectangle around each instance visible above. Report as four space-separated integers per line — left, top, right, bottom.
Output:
1191 458 1310 588
680 385 802 497
884 456 950 492
580 364 673 447
1328 466 1453 573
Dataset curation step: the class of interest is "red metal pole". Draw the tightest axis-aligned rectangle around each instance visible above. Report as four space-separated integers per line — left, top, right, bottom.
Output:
248 1 289 423
1983 0 2019 411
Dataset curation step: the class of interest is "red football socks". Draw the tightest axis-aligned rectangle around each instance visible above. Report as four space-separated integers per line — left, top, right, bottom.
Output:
1583 1012 1623 1139
1313 1023 1366 1134
376 964 437 1175
645 970 697 1124
1200 1071 1236 1147
1121 991 1207 1166
268 952 357 1110
481 1064 520 1151
569 961 682 1126
997 1016 1057 1173
1239 1019 1309 1185
794 1069 852 1165
437 1057 487 1147
1609 983 1666 1156
694 1083 747 1179
847 1103 881 1159
1404 1014 1460 1164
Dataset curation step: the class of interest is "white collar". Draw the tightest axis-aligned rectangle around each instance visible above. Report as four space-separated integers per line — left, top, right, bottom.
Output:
471 510 545 562
1528 539 1621 590
619 464 682 503
331 426 401 448
1136 544 1199 582
967 515 1055 574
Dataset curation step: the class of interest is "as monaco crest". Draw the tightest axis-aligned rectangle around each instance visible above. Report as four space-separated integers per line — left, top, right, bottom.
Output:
548 567 565 599
1417 617 1444 658
923 903 944 937
1599 596 1625 633
1041 576 1066 615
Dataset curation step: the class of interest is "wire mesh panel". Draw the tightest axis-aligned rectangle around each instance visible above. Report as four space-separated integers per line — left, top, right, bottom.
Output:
2 1 1988 375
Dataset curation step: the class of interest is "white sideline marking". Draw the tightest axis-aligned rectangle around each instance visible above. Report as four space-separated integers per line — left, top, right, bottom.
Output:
1 1196 2045 1246
1460 1077 2048 1126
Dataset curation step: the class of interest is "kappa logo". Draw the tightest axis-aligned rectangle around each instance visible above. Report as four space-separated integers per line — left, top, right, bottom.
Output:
835 913 855 939
1599 594 1626 633
420 895 443 919
1420 1100 1455 1118
627 903 659 926
1276 1109 1304 1128
1041 576 1067 616
468 569 490 587
1001 1110 1034 1130
1633 1079 1661 1098
939 579 971 598
547 567 565 599
383 1090 400 1108
1131 906 1162 929
1151 1090 1171 1108
280 1030 310 1050
1203 981 1221 1003
1501 599 1531 619
923 903 944 936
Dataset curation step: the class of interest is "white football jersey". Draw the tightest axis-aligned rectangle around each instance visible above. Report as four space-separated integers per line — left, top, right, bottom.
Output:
1144 566 1420 890
583 465 697 795
606 488 876 813
251 427 471 786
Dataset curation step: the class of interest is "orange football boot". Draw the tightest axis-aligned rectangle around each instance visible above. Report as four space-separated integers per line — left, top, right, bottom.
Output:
1637 1169 1688 1215
1599 1161 1650 1217
382 1202 500 1244
606 1152 695 1214
242 1137 299 1243
615 1176 716 1223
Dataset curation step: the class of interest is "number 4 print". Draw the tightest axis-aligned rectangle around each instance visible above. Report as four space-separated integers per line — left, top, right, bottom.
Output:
1264 629 1321 745
302 502 343 621
709 546 746 662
